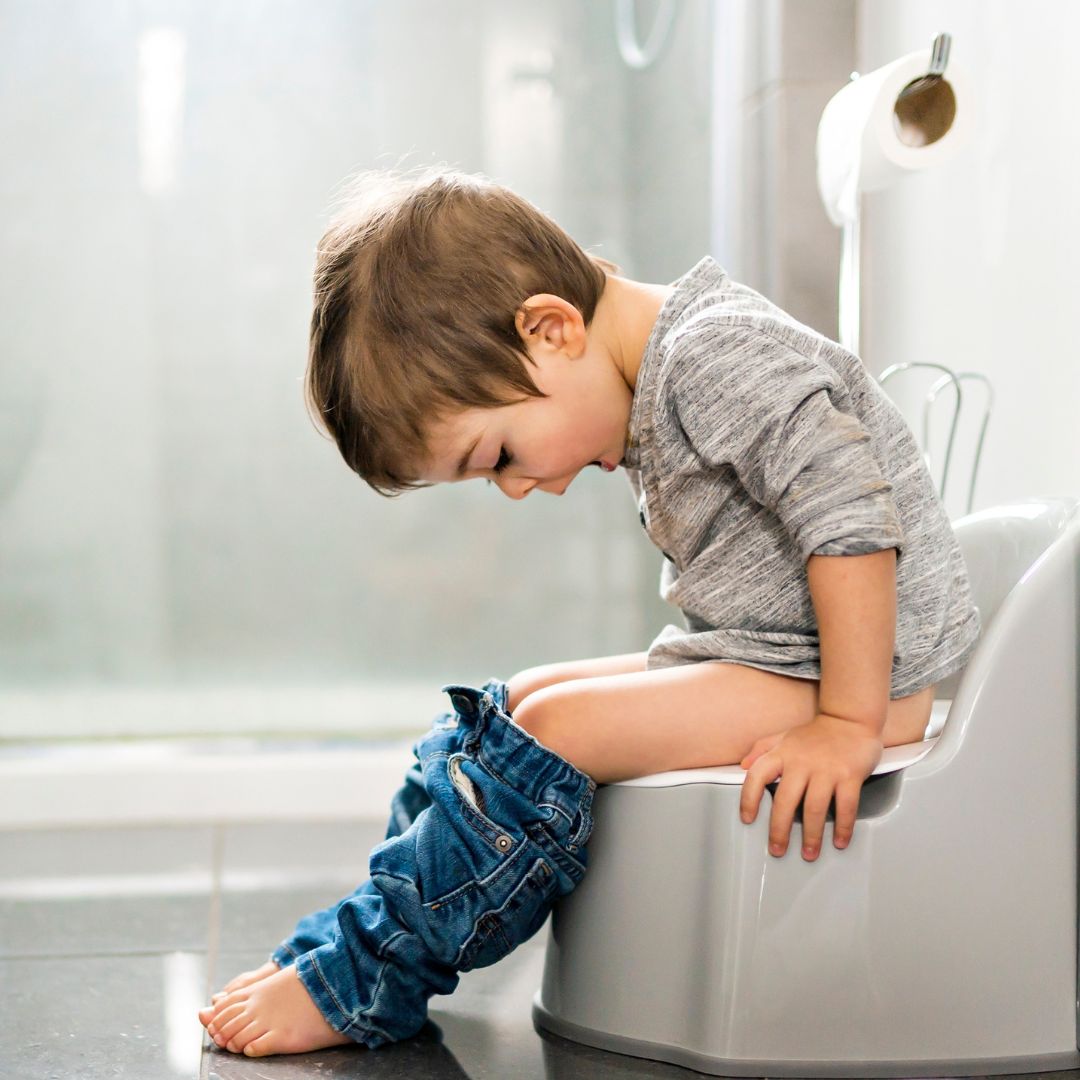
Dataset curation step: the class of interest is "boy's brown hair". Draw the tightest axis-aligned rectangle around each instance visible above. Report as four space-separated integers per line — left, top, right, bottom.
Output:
303 164 621 496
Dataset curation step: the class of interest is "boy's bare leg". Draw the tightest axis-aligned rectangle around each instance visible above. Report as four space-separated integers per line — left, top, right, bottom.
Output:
511 660 933 785
506 650 649 712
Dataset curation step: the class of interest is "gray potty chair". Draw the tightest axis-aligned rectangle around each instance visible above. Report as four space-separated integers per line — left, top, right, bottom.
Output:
533 496 1080 1078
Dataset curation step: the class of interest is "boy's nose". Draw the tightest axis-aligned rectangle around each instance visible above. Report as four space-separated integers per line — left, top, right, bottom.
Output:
498 476 538 499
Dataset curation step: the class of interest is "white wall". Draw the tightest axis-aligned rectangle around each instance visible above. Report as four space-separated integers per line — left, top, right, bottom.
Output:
711 0 856 340
857 1 1080 519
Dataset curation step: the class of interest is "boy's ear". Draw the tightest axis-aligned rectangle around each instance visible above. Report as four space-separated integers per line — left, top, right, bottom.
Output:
515 294 585 355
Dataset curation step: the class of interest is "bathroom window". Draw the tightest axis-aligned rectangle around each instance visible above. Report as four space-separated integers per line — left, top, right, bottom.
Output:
0 1 712 757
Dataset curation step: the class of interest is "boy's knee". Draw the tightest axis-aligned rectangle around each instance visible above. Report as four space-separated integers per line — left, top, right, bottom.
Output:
506 666 558 714
507 692 556 752
508 683 578 748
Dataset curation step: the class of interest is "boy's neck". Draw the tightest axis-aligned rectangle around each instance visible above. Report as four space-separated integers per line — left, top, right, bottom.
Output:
595 273 676 391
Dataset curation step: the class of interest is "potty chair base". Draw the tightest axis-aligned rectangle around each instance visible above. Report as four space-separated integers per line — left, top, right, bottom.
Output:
531 769 1080 1078
533 990 1080 1079
533 498 1080 1079
535 993 1080 1080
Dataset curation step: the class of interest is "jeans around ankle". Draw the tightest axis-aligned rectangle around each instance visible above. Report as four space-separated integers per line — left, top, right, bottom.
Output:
268 676 597 1048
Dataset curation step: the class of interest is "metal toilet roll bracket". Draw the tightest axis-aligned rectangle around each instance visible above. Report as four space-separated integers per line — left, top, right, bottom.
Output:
877 361 994 517
895 31 952 104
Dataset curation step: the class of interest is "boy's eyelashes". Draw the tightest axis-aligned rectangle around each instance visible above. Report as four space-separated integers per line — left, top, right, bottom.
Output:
492 447 512 474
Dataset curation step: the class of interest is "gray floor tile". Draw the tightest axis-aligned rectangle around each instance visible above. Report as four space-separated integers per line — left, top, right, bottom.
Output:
219 821 386 878
217 820 386 954
219 884 358 956
206 1033 462 1079
0 952 206 1080
0 825 215 879
0 893 213 958
0 825 215 958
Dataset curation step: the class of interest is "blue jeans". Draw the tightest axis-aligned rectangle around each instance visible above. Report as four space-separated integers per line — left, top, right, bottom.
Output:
268 677 597 1048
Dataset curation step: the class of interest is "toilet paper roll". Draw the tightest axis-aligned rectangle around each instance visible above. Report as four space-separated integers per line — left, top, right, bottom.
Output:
816 46 972 227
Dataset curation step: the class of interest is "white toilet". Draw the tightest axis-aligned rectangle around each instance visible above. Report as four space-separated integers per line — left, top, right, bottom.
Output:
533 496 1080 1078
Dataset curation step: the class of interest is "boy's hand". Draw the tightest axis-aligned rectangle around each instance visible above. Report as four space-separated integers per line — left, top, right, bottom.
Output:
738 713 883 861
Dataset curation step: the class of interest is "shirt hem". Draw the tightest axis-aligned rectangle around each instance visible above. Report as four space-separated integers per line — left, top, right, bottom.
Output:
889 618 982 697
646 609 982 700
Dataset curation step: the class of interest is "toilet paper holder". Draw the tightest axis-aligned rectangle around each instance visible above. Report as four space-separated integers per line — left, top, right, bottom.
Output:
895 31 952 104
823 32 968 362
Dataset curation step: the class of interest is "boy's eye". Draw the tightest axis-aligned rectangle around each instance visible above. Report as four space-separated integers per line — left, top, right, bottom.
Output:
492 447 512 474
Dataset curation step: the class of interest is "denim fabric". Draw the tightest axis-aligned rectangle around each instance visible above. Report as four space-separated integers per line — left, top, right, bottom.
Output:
268 676 597 1048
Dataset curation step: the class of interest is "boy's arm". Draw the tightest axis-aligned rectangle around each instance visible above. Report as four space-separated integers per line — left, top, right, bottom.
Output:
669 327 906 856
739 547 897 862
806 547 896 735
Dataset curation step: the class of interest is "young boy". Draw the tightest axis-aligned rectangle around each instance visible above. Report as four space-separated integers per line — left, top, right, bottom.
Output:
198 165 981 1057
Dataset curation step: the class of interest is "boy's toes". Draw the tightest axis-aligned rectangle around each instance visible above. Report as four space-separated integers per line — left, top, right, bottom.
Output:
220 960 279 998
212 1005 249 1043
226 1022 261 1054
197 1005 215 1026
243 1033 273 1057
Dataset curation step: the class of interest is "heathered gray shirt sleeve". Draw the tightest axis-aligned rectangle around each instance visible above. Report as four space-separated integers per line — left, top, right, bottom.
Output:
620 255 981 699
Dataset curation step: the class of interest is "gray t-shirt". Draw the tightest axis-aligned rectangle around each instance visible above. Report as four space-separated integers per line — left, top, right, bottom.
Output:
621 255 981 698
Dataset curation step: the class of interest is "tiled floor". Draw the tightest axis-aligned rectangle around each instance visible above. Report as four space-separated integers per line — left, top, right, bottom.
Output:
0 820 694 1079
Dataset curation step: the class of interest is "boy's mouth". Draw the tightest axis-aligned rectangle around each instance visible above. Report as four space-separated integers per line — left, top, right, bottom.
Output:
590 460 617 472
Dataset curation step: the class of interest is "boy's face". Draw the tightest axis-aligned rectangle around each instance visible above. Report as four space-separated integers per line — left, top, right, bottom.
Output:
418 294 632 498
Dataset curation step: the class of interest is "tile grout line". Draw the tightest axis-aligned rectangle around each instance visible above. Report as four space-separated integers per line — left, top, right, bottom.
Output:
200 823 225 1080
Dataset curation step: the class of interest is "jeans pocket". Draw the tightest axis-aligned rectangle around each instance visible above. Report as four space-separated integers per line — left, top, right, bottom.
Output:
448 754 487 817
455 856 558 971
445 754 526 852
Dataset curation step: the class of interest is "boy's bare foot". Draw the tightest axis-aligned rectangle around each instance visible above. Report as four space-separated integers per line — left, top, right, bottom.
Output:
202 959 280 1013
199 963 353 1057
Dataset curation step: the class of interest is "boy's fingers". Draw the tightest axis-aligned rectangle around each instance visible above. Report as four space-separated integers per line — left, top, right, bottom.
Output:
739 769 762 822
768 770 804 856
833 780 862 848
800 777 834 859
741 733 783 771
739 752 782 823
